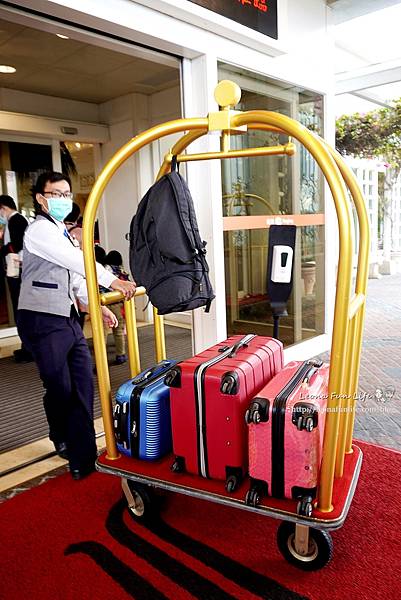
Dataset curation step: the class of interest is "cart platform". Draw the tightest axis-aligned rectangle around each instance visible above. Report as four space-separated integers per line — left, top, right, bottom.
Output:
97 444 362 530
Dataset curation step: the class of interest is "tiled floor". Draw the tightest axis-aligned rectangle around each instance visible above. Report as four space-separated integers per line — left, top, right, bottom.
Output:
317 273 401 451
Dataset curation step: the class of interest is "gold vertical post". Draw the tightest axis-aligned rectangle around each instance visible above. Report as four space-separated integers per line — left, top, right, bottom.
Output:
153 308 166 363
335 314 357 476
328 149 370 453
124 297 141 378
345 306 365 452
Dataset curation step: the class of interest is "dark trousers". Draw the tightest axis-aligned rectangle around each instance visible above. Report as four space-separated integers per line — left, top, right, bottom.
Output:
7 276 30 356
6 275 21 319
17 309 97 471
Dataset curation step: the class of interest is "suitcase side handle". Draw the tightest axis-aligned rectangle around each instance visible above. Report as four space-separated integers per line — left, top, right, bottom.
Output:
302 359 323 383
132 361 169 385
228 333 257 358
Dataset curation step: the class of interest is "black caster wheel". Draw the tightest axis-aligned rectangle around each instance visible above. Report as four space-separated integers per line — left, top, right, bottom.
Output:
305 417 314 432
171 457 185 473
123 479 157 523
245 487 260 507
297 496 313 518
245 402 262 425
225 475 239 493
277 522 333 571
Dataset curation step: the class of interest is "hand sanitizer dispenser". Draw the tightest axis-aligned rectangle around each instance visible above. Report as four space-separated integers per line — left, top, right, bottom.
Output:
266 225 297 340
271 245 293 283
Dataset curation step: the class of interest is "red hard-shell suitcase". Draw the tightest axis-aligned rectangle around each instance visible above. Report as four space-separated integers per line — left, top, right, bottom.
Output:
245 359 329 514
165 334 283 491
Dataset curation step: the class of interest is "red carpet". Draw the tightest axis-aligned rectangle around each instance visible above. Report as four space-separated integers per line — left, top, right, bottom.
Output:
0 441 399 600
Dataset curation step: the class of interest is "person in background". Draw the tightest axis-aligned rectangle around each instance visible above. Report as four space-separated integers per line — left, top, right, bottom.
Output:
17 171 136 480
104 250 130 365
0 194 32 362
64 202 83 249
94 244 106 266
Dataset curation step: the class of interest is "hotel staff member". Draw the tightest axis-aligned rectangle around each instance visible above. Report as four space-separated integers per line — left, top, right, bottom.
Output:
17 171 136 480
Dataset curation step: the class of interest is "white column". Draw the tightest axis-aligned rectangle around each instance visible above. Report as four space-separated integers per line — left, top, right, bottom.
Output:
182 55 227 352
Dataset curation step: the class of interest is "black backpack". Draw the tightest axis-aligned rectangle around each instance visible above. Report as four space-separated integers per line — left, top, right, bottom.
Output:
129 158 215 315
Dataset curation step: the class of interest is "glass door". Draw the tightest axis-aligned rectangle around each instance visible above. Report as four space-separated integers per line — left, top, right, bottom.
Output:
0 139 53 332
219 65 325 347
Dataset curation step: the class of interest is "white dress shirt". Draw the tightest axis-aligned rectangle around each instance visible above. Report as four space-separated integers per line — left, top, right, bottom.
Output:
24 217 116 307
3 210 17 246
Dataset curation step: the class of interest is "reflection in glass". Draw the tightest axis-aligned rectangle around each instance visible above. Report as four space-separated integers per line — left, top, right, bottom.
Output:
219 64 325 347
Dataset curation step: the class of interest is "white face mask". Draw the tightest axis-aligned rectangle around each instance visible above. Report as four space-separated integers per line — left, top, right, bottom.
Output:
45 197 73 222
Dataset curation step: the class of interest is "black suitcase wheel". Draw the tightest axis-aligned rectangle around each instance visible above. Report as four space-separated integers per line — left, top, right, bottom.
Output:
297 496 313 517
123 479 157 523
245 401 262 425
245 487 260 507
277 522 333 571
171 456 185 473
245 407 260 424
225 474 239 493
305 417 314 432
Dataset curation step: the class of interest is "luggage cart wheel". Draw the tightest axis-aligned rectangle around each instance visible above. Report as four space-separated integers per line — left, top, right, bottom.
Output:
225 474 239 493
277 522 333 571
122 478 157 523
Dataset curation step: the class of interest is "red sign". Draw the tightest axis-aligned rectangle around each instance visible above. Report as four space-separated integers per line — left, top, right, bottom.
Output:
187 0 278 39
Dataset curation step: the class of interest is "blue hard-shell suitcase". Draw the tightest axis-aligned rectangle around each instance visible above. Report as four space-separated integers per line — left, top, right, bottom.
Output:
113 360 176 460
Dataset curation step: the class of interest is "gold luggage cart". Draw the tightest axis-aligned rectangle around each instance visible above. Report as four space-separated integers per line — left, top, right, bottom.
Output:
83 81 369 571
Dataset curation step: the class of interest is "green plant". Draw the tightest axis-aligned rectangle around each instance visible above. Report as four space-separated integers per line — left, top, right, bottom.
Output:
336 99 401 176
301 226 317 263
336 98 401 241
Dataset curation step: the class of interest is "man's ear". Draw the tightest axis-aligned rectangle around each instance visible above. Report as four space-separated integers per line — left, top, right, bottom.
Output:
36 193 48 212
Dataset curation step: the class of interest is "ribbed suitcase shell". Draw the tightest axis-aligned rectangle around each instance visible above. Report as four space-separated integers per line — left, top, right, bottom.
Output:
113 360 175 460
168 335 283 484
248 360 329 501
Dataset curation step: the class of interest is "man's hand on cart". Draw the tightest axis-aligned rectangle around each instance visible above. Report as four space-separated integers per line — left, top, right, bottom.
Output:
110 278 136 300
101 306 118 328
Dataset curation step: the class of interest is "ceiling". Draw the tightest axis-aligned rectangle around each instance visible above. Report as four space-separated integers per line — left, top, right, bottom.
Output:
327 0 401 23
0 18 180 104
329 1 401 114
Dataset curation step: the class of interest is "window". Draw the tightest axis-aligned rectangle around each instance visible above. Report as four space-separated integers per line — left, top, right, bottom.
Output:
219 64 324 346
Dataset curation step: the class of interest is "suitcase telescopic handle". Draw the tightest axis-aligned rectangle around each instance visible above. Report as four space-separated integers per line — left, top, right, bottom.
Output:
228 334 257 358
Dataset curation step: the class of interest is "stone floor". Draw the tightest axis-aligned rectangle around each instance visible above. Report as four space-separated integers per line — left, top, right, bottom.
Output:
319 273 401 451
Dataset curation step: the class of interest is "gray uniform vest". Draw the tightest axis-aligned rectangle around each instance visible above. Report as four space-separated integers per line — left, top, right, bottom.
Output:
18 215 77 317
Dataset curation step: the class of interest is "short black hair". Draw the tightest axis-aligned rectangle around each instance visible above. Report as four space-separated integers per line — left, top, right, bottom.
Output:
0 195 17 210
32 171 72 214
105 250 123 266
94 245 106 265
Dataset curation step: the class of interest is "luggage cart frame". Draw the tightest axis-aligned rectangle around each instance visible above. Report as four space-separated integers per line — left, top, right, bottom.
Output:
83 81 370 570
